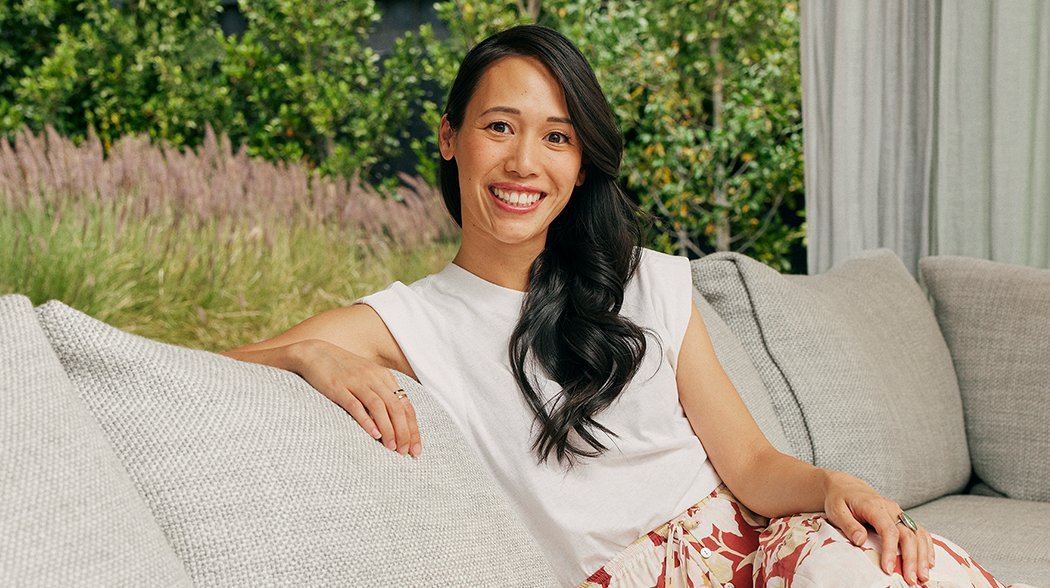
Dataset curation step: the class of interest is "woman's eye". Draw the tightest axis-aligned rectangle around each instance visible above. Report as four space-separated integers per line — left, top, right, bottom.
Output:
487 121 509 133
547 132 570 144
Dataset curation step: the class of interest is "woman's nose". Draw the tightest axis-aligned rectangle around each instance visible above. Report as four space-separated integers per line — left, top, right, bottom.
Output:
504 138 540 177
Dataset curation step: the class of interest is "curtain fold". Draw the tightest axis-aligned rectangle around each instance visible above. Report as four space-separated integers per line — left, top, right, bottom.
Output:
803 0 1050 273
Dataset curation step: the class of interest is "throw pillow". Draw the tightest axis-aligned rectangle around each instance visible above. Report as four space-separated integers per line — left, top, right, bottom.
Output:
0 295 190 585
692 249 971 509
921 255 1050 502
35 300 559 586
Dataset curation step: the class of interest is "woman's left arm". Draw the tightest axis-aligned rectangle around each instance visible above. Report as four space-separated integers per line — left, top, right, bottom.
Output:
676 303 934 585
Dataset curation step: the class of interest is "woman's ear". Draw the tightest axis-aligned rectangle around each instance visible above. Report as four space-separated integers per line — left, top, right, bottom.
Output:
439 115 456 161
575 167 586 187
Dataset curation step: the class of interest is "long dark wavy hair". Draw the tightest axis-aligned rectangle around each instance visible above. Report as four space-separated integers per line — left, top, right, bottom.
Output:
439 25 648 465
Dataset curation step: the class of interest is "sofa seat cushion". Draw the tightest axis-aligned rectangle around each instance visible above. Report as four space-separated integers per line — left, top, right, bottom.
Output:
35 300 559 587
909 494 1050 586
0 295 191 586
692 249 971 509
921 256 1050 503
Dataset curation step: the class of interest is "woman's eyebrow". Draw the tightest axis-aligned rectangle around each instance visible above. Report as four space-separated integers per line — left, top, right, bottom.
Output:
479 106 573 125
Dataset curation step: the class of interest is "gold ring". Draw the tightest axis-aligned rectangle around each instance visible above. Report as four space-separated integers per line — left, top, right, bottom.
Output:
393 388 408 400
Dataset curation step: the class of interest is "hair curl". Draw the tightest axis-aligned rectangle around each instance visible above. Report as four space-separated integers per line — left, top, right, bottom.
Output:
439 25 648 465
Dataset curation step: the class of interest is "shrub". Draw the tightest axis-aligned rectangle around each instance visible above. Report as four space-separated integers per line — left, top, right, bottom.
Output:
216 0 431 181
8 0 227 150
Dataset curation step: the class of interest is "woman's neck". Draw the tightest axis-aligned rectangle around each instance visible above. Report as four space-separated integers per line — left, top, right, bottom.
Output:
452 234 543 292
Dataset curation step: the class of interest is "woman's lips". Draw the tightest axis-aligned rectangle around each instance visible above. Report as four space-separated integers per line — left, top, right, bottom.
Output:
489 185 546 213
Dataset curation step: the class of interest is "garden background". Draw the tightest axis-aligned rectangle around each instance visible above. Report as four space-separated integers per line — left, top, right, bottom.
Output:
0 0 804 350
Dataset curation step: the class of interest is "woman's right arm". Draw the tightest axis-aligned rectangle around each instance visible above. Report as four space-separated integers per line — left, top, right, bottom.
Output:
221 304 422 457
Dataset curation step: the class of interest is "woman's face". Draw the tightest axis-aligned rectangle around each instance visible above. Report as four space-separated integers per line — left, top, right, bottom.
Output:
439 56 585 251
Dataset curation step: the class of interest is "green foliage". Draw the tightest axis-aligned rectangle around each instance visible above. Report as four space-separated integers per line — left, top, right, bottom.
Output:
0 0 85 131
601 0 805 270
3 0 428 182
9 0 227 149
216 0 428 179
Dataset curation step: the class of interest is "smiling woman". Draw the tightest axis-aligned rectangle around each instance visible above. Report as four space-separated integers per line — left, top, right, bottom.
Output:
221 25 1017 588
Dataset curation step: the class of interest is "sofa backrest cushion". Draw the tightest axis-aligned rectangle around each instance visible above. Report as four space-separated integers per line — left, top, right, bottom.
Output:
921 255 1050 503
35 301 559 586
692 250 971 509
0 295 191 586
693 291 794 456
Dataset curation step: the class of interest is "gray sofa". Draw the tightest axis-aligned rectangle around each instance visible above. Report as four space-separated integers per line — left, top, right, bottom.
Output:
692 249 1050 587
2 249 1048 586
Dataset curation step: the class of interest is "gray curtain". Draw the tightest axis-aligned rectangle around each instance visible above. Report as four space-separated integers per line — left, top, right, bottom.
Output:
802 0 1050 274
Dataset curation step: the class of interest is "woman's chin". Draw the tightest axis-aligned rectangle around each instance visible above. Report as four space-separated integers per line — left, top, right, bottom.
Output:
470 225 548 250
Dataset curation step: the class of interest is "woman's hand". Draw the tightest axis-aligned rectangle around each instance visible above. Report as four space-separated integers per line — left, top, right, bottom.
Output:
822 471 934 585
290 339 422 458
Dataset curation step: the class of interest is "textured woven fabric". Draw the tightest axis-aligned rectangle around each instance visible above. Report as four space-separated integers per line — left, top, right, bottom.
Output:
0 295 191 586
35 300 559 587
692 250 970 509
691 260 814 463
921 256 1050 503
692 291 793 456
909 494 1050 586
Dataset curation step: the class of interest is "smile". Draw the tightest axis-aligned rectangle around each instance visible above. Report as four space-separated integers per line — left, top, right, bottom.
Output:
489 185 546 212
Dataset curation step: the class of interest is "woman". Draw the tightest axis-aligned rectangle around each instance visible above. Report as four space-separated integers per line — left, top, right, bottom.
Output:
223 25 1008 588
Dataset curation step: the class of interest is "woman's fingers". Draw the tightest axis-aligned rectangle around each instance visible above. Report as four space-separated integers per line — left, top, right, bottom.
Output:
915 526 932 583
927 527 936 567
363 389 399 451
824 474 932 585
382 388 413 456
826 500 868 546
874 511 901 577
869 506 925 586
895 518 919 585
341 394 382 440
378 371 421 457
849 497 903 578
403 396 422 457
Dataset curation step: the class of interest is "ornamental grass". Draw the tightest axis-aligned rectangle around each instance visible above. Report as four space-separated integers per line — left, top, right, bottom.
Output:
0 126 458 350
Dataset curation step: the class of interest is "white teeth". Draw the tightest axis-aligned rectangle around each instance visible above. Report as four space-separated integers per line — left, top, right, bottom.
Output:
492 187 542 207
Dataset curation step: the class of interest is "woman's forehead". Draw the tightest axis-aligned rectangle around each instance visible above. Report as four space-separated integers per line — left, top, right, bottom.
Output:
469 56 571 121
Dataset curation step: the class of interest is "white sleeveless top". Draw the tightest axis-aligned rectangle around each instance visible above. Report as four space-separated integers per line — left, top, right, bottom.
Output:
358 248 721 585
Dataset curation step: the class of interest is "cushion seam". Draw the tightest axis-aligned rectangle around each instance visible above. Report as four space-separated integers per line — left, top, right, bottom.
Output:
731 257 816 463
33 302 195 573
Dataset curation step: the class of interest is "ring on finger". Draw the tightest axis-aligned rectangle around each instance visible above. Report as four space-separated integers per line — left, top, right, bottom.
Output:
393 388 408 401
896 511 918 532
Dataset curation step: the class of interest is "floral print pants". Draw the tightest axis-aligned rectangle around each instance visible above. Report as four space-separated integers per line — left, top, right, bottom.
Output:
578 484 1013 588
